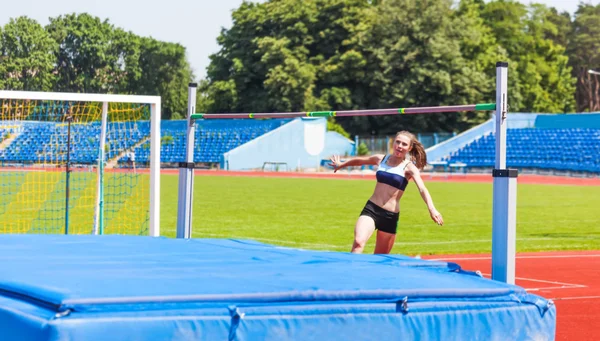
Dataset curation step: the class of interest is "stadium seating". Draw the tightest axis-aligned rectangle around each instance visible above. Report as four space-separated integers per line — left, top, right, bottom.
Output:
0 119 289 167
2 118 596 174
443 128 600 173
129 119 291 165
193 119 290 163
0 122 98 164
0 121 149 166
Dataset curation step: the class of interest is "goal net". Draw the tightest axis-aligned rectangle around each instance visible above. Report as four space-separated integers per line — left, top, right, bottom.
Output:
0 91 160 236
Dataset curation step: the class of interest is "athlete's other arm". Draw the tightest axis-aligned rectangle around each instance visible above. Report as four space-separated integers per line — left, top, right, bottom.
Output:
329 154 384 173
406 163 444 225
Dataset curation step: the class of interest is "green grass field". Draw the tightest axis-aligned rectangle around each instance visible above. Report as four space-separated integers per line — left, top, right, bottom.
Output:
1 171 598 255
159 174 600 256
0 170 149 235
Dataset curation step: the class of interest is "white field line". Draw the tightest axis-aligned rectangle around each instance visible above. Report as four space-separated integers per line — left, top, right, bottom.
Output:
550 296 600 301
395 237 598 246
527 286 586 292
516 277 586 288
474 272 588 292
478 272 587 289
431 254 600 261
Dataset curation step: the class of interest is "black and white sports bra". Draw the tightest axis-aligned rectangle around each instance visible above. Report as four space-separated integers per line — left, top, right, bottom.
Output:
375 155 411 191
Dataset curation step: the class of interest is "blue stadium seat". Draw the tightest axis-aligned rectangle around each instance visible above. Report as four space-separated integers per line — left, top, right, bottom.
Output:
0 120 151 166
0 118 290 167
444 128 600 174
129 119 290 165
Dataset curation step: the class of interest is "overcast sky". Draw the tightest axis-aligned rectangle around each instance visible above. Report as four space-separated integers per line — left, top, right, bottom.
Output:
1 0 598 81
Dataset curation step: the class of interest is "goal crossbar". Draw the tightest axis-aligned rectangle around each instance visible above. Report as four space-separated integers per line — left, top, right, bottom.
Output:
0 90 161 105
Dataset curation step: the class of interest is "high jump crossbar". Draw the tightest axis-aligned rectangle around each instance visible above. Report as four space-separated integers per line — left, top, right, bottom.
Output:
190 103 496 120
177 62 516 285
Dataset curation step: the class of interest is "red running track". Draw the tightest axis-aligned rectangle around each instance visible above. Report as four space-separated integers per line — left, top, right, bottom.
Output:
185 169 597 340
2 166 597 338
423 251 600 341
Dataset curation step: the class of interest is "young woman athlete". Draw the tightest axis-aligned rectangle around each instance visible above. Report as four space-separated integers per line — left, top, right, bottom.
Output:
329 130 444 254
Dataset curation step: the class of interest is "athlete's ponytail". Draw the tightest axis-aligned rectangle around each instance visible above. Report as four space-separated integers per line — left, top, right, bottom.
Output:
396 131 427 170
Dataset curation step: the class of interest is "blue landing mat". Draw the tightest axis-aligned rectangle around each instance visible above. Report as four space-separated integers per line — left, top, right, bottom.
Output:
0 234 556 340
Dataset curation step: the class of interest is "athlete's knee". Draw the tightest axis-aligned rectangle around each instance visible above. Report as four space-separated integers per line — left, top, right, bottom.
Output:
353 237 367 250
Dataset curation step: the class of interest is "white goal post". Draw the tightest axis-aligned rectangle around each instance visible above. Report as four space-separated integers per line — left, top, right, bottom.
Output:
0 90 161 237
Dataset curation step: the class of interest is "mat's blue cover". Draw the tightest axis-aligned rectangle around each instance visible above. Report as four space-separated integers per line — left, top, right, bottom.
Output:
0 235 556 340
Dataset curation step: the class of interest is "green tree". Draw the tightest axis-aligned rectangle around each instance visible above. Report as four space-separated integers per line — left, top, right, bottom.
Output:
0 26 3 90
327 117 350 138
44 13 192 118
340 0 501 134
129 37 194 119
196 0 581 134
46 13 127 93
455 0 515 120
0 16 57 91
481 0 576 113
203 0 508 135
203 0 372 118
568 4 600 112
543 7 572 48
356 142 369 155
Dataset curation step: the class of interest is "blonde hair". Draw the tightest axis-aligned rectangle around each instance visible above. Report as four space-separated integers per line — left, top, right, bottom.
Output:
396 130 427 170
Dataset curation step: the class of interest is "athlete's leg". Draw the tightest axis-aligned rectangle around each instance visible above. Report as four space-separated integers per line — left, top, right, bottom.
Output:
351 216 376 253
374 230 396 254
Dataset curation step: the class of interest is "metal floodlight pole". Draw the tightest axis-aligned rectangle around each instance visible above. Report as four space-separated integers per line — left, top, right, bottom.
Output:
176 83 197 239
491 62 517 284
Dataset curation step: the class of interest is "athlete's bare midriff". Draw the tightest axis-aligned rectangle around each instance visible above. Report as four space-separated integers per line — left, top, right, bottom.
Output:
368 182 406 213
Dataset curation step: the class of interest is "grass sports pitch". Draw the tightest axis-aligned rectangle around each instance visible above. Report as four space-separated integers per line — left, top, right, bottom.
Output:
159 174 600 255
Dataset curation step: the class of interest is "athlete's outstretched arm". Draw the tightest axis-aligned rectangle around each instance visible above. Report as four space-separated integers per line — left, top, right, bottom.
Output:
407 163 444 225
329 154 384 173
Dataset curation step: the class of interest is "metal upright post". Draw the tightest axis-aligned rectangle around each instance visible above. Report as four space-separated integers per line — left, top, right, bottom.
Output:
65 114 72 235
491 62 518 284
176 83 197 239
93 102 108 235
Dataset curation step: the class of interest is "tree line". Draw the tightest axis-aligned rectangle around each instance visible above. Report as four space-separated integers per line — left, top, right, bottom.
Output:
198 0 600 135
0 13 193 119
1 1 599 136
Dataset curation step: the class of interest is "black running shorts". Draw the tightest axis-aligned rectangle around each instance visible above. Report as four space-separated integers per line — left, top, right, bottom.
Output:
359 200 399 234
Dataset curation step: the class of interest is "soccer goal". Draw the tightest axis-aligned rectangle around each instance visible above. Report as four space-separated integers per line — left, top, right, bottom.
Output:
0 91 160 237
